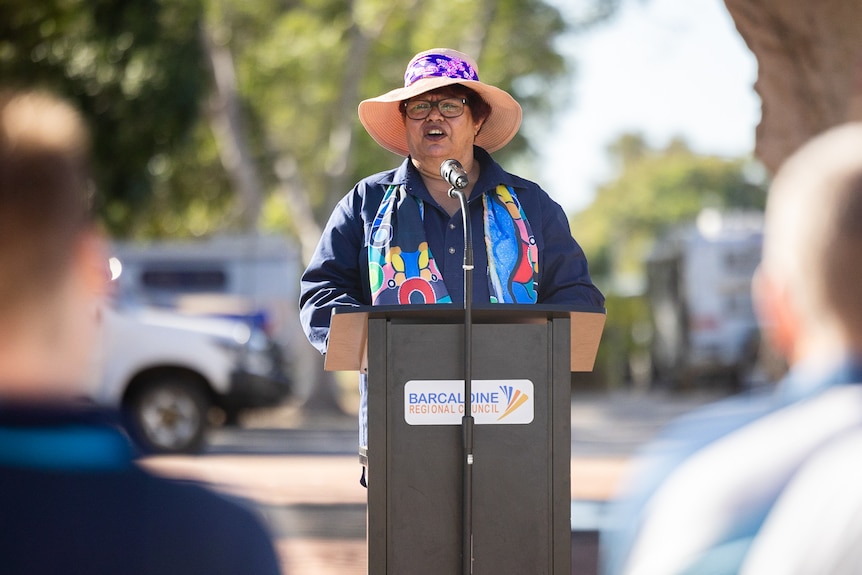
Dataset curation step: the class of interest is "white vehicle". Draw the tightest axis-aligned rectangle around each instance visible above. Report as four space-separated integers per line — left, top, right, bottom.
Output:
645 210 763 389
109 234 299 349
92 306 292 454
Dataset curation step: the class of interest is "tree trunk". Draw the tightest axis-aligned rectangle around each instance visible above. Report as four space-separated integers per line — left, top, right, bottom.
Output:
201 15 346 416
201 19 264 232
724 0 862 173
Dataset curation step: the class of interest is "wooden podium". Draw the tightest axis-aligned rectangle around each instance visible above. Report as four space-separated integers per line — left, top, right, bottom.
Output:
326 304 605 575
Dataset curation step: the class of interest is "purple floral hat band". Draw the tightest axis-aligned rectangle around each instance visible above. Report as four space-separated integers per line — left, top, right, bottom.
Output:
403 53 480 87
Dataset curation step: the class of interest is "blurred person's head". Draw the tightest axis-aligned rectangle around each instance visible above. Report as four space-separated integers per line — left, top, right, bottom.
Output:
0 89 108 398
755 122 862 365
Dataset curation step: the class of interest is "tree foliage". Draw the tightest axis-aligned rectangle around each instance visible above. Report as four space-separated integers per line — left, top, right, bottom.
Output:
0 0 210 237
220 0 581 257
567 134 768 389
1 0 620 243
571 133 768 293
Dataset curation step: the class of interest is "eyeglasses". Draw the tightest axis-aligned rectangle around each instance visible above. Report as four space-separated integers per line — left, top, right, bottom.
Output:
402 98 468 120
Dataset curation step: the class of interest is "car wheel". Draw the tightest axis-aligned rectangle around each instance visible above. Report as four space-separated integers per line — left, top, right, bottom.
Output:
127 375 209 454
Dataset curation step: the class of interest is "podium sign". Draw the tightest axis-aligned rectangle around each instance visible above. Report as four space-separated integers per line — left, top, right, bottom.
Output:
326 305 605 575
404 379 535 425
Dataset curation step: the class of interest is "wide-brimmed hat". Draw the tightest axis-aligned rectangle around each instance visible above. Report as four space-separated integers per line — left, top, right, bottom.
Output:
358 48 522 156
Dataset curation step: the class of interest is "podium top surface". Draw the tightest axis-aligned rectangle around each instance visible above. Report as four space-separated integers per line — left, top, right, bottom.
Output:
337 302 603 320
324 304 606 373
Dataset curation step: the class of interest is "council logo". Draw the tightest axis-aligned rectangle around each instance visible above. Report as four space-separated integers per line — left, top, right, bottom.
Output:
404 379 534 426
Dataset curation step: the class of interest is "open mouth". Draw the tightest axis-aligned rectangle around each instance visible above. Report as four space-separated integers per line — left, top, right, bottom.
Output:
424 126 446 141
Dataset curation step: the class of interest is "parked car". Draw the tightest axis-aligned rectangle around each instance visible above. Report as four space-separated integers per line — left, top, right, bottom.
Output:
91 306 292 454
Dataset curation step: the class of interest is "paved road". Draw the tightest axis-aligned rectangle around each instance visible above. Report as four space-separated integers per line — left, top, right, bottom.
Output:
144 390 725 575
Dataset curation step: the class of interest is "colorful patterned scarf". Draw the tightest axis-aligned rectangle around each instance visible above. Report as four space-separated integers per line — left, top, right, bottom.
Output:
368 184 538 305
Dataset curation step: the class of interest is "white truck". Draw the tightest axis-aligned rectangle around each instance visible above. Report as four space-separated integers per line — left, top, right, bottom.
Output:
109 234 300 350
645 209 763 390
92 306 292 454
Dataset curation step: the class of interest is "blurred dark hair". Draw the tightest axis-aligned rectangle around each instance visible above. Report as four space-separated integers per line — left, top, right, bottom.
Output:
0 89 95 312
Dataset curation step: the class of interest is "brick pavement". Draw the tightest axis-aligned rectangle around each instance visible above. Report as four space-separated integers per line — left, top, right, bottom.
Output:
142 390 721 574
143 454 629 575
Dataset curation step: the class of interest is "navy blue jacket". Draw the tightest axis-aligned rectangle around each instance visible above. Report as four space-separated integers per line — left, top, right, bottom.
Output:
0 402 281 575
300 147 605 354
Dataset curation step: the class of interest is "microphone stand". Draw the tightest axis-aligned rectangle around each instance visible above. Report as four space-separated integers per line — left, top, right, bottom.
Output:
448 185 474 575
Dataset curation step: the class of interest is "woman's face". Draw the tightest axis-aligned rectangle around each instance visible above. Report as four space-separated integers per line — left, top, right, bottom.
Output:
404 88 484 173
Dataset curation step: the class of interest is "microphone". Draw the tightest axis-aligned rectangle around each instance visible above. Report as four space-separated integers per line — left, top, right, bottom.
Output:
440 159 469 191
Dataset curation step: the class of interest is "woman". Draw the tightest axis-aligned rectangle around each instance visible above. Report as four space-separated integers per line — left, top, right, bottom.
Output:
299 49 604 470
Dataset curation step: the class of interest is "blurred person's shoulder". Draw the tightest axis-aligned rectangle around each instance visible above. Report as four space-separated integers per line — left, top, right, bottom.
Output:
647 388 779 457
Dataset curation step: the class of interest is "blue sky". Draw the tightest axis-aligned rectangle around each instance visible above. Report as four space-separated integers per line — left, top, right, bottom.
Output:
531 0 761 214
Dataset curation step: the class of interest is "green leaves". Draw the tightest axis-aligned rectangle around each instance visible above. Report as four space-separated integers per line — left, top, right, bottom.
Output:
1 0 209 237
572 133 767 294
2 0 618 241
